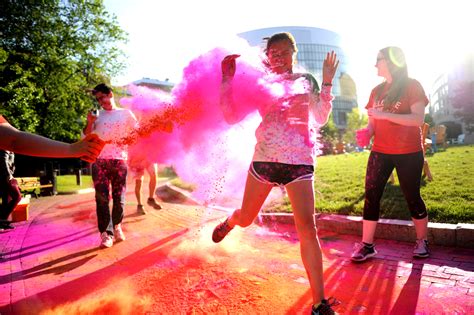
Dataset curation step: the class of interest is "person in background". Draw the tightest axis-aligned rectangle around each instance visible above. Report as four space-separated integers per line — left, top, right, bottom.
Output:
0 150 21 231
83 83 138 249
353 46 430 262
128 153 162 215
212 32 339 315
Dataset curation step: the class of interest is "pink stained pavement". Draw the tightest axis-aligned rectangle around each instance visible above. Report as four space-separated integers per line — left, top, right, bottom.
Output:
0 188 473 314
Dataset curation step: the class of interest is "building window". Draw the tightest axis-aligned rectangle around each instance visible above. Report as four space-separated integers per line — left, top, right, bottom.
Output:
338 111 347 126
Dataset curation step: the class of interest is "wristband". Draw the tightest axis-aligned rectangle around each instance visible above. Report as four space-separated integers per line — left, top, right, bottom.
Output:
322 83 332 86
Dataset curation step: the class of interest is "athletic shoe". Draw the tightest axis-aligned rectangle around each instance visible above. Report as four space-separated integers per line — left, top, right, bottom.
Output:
100 232 113 248
311 297 340 315
147 198 162 210
351 242 377 262
114 224 126 242
212 218 233 243
137 204 147 215
413 239 430 258
0 222 15 230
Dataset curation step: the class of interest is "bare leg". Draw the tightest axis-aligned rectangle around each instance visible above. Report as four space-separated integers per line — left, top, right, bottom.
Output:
147 164 157 199
227 173 273 228
135 178 143 205
423 159 433 181
362 220 378 244
412 216 428 240
285 180 324 305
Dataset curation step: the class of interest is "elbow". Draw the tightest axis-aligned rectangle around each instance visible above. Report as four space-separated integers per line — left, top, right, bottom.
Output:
315 109 332 125
316 117 329 126
415 117 425 127
223 113 239 125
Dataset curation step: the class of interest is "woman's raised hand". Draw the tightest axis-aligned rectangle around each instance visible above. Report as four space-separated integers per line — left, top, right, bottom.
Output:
322 51 339 85
221 54 240 83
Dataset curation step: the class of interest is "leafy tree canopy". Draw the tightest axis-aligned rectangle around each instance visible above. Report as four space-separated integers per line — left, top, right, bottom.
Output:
0 0 127 141
424 113 435 128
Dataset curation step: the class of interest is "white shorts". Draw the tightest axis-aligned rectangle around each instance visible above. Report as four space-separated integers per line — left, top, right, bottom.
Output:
129 162 157 180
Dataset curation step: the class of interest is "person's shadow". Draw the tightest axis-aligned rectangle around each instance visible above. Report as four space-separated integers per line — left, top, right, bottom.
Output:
0 229 189 314
389 263 423 314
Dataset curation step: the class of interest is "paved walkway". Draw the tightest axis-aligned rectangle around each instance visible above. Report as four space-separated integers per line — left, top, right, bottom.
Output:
0 188 473 314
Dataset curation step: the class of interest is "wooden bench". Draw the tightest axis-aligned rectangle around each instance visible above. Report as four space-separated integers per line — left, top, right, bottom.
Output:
17 177 54 198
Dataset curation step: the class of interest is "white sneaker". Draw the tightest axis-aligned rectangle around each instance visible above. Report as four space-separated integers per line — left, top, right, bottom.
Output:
114 224 126 242
100 232 113 248
413 239 430 258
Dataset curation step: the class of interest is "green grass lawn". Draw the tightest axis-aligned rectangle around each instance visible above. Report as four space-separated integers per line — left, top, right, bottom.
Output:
55 145 473 223
56 175 93 193
270 145 474 224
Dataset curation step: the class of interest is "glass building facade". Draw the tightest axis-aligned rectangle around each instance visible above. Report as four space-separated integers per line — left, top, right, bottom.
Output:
239 26 357 129
429 53 473 142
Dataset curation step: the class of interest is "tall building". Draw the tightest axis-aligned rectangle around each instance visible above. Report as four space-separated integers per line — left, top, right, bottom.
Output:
429 53 473 143
238 26 357 129
132 77 175 92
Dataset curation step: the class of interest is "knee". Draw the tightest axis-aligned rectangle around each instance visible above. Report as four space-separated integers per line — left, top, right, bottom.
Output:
238 214 254 228
408 198 427 219
95 193 109 205
232 209 255 228
363 196 381 221
410 206 428 220
296 222 318 242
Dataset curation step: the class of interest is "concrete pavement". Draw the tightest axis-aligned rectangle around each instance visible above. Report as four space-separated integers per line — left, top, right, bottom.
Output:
0 186 473 314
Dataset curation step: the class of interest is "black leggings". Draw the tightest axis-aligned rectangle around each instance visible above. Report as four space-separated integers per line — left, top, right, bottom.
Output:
0 178 22 220
363 151 427 221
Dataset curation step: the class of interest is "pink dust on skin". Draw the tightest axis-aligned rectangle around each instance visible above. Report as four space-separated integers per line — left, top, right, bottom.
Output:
120 44 323 205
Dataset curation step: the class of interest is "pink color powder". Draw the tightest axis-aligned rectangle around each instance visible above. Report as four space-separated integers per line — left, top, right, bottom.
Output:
120 43 323 206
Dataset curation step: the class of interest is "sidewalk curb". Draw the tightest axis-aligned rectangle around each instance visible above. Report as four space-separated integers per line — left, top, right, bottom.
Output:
158 183 474 249
257 213 474 248
61 183 474 249
57 187 95 195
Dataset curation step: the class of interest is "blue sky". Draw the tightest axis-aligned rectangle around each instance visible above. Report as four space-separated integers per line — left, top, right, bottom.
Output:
104 0 473 105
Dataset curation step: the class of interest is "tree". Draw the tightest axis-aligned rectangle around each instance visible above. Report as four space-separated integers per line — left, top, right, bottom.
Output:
342 107 368 144
319 113 339 155
424 113 435 128
0 0 127 142
451 80 474 134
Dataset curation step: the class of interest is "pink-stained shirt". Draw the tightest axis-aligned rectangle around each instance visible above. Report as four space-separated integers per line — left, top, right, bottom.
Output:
222 73 333 165
92 108 138 160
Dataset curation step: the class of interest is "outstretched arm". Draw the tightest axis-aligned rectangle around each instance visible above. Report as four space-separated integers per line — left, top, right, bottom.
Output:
0 122 104 163
220 54 242 124
312 51 339 125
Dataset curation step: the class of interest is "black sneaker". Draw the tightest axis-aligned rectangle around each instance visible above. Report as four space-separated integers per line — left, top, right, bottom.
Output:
147 198 162 210
0 222 15 230
212 218 233 243
311 297 340 315
351 242 377 262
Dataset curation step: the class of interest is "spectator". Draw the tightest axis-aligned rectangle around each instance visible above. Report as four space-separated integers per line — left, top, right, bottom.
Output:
353 47 430 262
